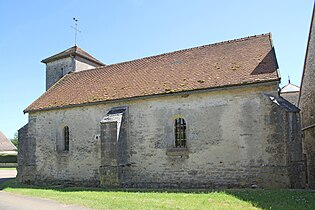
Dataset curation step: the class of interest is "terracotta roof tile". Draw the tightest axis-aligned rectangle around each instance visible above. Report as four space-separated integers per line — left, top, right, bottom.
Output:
25 33 279 112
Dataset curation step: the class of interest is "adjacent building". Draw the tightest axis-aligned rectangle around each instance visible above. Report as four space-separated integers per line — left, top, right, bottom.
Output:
299 3 315 189
280 79 300 106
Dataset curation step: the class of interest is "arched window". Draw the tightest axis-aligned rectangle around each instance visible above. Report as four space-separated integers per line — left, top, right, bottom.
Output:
174 118 186 148
64 126 69 151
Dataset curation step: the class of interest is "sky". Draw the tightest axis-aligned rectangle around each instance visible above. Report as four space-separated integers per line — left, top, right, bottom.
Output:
0 0 314 139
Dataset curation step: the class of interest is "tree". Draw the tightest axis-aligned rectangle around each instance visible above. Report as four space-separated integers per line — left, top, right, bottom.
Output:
11 132 18 149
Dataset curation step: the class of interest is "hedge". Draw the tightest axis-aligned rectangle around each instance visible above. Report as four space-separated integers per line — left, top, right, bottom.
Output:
0 154 17 163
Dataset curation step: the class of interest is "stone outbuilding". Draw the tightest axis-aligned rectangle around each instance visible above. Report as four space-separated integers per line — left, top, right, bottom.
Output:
299 3 315 189
18 33 305 188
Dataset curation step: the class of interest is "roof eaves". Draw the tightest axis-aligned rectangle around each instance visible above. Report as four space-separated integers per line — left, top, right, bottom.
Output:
41 46 76 63
23 73 72 114
41 46 105 66
25 79 280 113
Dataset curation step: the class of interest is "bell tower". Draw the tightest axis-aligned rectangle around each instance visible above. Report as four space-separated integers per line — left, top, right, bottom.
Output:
41 46 105 90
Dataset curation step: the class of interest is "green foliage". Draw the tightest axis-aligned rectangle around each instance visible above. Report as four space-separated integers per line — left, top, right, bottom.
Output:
1 180 315 210
0 154 17 163
10 132 18 149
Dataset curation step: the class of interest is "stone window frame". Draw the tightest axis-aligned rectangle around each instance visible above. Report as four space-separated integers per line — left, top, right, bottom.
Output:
166 116 189 157
174 118 187 148
64 126 70 151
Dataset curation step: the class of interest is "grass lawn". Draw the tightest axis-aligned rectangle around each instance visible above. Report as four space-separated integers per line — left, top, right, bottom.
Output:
0 167 16 170
1 180 315 210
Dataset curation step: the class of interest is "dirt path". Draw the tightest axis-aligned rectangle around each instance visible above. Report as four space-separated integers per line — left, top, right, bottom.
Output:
0 170 91 210
0 191 91 210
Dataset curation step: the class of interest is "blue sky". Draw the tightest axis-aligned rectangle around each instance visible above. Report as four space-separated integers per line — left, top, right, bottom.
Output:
0 0 313 139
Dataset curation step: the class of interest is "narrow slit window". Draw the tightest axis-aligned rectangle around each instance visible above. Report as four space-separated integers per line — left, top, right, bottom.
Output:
64 126 69 151
174 118 186 148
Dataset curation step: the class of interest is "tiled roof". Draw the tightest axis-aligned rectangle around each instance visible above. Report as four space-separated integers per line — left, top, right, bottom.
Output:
25 33 279 113
41 46 105 66
0 131 17 152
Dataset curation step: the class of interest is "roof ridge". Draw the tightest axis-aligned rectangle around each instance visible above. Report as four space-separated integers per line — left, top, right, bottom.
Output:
70 33 271 76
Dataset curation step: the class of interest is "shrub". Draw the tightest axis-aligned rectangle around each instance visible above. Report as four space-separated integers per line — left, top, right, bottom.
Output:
0 154 17 163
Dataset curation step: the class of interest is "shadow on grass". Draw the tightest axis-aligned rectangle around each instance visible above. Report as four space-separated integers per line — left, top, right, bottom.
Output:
0 178 14 190
224 189 315 210
1 179 315 210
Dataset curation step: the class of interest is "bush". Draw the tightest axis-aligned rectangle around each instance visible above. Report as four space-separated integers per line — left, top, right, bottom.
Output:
0 154 17 163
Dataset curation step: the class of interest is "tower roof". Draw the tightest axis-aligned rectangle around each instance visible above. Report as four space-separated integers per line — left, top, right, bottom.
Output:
41 46 105 66
280 82 300 93
0 131 17 152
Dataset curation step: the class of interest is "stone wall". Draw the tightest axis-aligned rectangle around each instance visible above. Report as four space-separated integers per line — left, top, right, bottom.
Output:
45 56 103 90
45 57 74 90
266 96 305 188
280 91 299 106
17 122 36 184
300 6 315 188
19 82 305 188
75 56 102 72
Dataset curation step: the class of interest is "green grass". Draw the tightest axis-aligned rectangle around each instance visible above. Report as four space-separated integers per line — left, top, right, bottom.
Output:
0 167 16 170
1 180 315 210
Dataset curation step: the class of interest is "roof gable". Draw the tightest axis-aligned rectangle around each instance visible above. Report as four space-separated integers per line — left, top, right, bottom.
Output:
0 131 17 152
25 33 280 113
280 83 300 93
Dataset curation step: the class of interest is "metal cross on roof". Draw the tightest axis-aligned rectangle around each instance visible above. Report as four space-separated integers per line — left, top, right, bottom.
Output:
71 17 81 46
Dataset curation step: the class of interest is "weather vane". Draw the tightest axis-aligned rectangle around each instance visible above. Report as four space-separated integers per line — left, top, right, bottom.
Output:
71 17 81 46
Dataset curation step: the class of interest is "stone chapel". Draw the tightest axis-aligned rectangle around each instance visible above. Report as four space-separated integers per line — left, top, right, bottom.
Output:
18 33 305 188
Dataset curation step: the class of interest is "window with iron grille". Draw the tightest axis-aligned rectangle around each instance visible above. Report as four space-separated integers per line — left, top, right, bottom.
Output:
64 126 69 151
174 118 186 148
